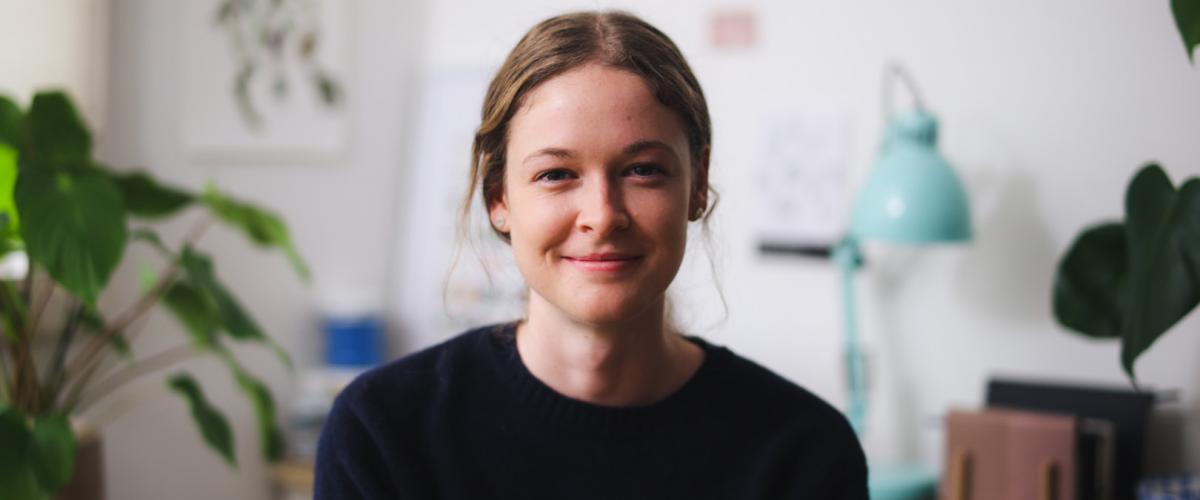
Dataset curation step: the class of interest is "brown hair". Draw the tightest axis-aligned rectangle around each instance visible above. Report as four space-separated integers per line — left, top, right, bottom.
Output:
462 10 716 240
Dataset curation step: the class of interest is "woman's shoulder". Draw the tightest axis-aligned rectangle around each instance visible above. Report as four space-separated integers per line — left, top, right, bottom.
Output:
692 336 858 436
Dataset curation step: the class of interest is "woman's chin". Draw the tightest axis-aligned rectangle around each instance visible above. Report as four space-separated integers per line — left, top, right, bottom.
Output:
558 291 661 327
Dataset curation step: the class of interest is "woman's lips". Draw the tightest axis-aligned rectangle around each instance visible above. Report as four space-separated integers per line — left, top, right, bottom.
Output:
562 254 642 272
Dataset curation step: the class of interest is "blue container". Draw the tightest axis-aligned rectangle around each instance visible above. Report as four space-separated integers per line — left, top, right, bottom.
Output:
323 316 384 367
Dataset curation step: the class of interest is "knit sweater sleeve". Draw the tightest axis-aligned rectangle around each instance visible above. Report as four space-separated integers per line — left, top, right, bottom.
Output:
782 416 869 500
313 388 401 499
817 440 869 500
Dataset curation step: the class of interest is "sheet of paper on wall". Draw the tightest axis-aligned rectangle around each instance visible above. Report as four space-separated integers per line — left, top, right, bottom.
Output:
755 111 850 248
391 68 526 345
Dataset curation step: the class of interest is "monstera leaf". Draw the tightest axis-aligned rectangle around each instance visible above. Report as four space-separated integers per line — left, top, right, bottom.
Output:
1053 164 1200 380
1174 0 1200 62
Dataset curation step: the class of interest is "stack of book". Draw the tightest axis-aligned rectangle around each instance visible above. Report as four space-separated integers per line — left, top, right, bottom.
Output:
941 378 1155 500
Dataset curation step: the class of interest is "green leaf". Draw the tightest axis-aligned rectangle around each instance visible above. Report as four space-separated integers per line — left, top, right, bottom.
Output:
162 281 221 350
220 354 286 462
178 246 293 369
1120 164 1200 379
0 471 44 500
180 246 266 342
26 92 91 167
0 406 47 500
15 167 127 306
0 95 22 150
167 373 236 467
130 228 171 259
29 414 76 492
201 186 310 281
103 169 195 219
1173 0 1200 62
0 406 32 480
0 143 20 240
1053 222 1127 339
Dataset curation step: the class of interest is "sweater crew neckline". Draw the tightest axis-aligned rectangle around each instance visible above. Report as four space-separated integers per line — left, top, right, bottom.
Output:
483 322 726 437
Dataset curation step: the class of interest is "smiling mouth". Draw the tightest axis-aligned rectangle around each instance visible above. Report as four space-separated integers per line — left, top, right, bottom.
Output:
562 254 642 272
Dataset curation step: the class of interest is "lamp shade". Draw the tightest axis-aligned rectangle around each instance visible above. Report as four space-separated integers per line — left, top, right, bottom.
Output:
850 109 971 243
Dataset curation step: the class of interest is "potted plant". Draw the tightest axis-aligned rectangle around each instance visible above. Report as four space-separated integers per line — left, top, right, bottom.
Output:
0 91 308 499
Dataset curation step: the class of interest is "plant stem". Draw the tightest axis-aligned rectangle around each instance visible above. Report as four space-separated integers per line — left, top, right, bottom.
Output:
40 301 84 413
25 273 53 339
58 262 181 406
74 343 197 412
58 215 213 409
0 280 35 411
18 277 53 412
60 358 102 415
0 338 11 403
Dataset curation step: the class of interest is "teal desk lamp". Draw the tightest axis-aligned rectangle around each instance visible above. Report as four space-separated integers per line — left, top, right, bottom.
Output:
832 63 972 500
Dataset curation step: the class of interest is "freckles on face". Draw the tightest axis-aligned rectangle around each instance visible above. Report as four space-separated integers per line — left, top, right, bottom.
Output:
494 63 698 325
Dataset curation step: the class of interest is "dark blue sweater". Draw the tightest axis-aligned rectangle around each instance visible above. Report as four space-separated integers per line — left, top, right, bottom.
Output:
314 323 867 499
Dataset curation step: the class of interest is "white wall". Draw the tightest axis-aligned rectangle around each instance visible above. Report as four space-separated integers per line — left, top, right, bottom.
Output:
88 0 1200 498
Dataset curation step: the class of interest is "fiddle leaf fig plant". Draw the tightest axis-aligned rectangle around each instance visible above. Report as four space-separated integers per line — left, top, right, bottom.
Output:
1053 163 1200 382
0 90 307 499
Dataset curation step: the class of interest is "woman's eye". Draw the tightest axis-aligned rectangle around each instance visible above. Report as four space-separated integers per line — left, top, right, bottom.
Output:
536 169 573 183
628 164 665 178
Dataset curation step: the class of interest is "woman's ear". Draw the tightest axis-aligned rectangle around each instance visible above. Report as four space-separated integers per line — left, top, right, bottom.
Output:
688 147 711 221
489 194 511 233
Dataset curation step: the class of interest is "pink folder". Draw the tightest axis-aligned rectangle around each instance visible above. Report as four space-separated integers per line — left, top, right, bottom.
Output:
942 408 1077 500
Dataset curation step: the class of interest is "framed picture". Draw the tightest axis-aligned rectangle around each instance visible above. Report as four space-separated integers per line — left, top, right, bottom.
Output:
180 0 353 164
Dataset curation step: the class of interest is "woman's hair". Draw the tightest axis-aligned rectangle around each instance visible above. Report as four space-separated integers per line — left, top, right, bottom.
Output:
461 10 716 240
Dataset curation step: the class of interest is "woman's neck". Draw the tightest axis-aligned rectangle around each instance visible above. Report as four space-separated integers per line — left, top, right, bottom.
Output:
516 293 704 407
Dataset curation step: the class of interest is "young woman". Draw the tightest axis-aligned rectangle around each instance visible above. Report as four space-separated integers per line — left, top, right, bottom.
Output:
315 11 866 499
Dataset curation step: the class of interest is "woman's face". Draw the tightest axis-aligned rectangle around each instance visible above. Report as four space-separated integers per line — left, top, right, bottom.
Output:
491 63 706 327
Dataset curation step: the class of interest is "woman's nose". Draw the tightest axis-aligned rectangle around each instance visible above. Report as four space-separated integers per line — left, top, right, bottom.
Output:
575 177 630 236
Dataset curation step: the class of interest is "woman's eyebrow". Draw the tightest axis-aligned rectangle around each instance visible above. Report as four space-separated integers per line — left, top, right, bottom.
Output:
522 147 573 165
522 140 680 166
621 140 678 160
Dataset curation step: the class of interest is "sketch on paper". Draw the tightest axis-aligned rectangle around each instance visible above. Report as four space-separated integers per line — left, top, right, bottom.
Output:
181 0 351 162
755 111 850 247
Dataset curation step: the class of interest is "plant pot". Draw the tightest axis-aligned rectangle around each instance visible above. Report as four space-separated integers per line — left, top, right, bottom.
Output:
56 421 104 500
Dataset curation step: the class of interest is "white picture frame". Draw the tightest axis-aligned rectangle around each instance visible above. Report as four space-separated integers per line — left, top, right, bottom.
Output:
180 0 353 164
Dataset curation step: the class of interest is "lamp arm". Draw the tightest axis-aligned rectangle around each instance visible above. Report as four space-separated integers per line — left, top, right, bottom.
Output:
882 61 928 120
833 235 867 435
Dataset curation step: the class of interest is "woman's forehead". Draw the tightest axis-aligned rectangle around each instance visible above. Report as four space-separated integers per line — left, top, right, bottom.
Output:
510 64 689 158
